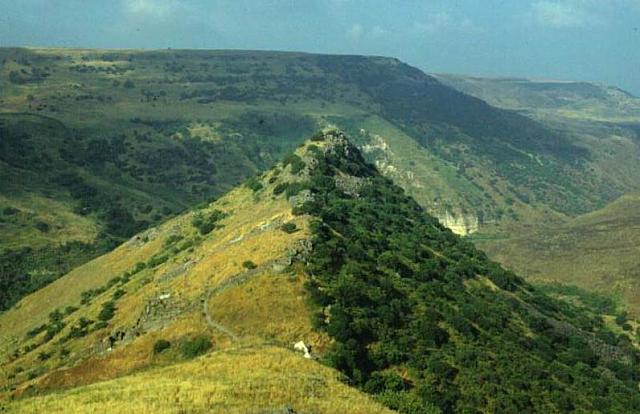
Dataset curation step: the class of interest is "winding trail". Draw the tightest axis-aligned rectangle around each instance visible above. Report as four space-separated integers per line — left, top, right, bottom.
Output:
201 260 282 341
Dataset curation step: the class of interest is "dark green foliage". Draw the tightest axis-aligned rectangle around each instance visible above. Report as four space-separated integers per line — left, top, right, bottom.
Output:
282 153 306 174
34 221 50 233
242 260 257 270
26 324 46 338
301 140 640 413
112 289 126 300
80 286 107 305
180 335 212 359
147 254 169 268
93 321 108 330
273 182 289 196
65 317 94 339
310 131 326 141
2 206 20 215
163 234 184 247
245 176 264 192
64 305 79 315
153 339 171 354
280 222 298 233
98 301 116 321
43 309 66 342
191 209 227 235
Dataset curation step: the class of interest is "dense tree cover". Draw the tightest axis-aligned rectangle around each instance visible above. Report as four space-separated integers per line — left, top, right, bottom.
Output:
300 137 640 413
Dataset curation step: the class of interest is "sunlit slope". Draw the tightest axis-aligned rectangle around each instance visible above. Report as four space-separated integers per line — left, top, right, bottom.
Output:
0 141 323 400
476 193 640 315
5 345 393 414
2 131 640 412
435 74 640 123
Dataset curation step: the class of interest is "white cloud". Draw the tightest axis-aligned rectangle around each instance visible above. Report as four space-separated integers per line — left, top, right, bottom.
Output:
529 1 602 28
123 0 183 20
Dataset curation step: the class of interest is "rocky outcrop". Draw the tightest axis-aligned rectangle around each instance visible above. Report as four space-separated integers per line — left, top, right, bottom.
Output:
436 210 479 235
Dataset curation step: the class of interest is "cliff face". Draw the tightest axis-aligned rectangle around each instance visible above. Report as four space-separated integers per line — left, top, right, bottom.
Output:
436 210 479 235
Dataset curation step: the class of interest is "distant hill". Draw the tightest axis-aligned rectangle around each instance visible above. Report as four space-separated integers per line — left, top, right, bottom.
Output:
434 74 640 123
476 193 640 315
437 74 640 316
1 131 639 413
5 48 640 311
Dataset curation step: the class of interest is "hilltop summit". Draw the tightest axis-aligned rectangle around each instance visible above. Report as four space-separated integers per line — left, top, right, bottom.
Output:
2 130 640 413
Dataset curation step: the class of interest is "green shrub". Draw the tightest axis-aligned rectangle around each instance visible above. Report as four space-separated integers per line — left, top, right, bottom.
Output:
147 254 169 268
310 131 326 141
98 301 116 321
65 317 94 339
281 222 298 233
112 289 126 300
26 324 47 338
273 182 289 196
192 209 227 235
283 153 306 174
64 305 79 315
35 221 50 233
242 260 257 270
181 335 212 359
2 206 20 215
93 321 108 330
285 182 308 198
245 176 264 192
153 339 172 354
164 234 184 247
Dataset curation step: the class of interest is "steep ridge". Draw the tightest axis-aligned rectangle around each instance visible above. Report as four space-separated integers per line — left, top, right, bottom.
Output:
1 130 639 413
5 48 640 312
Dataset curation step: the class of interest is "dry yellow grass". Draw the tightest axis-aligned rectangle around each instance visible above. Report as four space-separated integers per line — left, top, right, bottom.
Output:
4 345 394 414
0 150 336 410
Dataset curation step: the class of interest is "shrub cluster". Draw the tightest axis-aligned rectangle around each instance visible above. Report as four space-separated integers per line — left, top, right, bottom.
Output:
301 143 640 413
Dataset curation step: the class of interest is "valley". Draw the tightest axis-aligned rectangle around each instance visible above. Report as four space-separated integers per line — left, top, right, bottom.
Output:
2 131 639 412
3 48 640 316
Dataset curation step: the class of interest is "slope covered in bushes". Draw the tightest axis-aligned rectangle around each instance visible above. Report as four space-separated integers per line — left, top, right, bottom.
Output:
300 132 640 413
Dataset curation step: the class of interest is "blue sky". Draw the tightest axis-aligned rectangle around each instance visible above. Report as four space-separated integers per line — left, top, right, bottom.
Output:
1 0 639 94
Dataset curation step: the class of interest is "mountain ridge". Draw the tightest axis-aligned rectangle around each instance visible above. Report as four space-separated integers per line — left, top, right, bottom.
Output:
3 130 639 413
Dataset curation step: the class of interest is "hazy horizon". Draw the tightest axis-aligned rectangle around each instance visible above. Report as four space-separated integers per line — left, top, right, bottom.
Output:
1 0 639 94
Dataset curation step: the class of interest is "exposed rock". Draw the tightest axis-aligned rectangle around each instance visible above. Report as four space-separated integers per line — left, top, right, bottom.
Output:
293 341 311 359
334 174 368 198
437 210 479 235
156 260 196 284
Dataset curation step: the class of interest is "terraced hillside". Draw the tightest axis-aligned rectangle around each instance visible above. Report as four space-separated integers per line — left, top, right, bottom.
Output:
2 131 639 413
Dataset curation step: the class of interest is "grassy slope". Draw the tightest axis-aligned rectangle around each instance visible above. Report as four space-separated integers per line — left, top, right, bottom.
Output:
438 74 640 314
0 136 394 413
476 193 640 314
5 345 393 414
2 132 640 412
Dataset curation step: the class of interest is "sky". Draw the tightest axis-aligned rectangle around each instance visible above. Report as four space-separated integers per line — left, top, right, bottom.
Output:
1 0 639 94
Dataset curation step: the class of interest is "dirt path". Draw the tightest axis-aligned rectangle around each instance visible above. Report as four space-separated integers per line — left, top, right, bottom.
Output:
201 261 280 341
